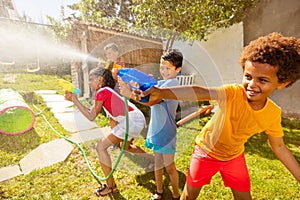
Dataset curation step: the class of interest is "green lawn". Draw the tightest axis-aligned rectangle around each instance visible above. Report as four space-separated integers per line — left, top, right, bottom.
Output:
0 72 299 199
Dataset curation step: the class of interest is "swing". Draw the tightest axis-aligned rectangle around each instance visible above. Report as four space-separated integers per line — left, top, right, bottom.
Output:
0 60 15 66
26 63 40 73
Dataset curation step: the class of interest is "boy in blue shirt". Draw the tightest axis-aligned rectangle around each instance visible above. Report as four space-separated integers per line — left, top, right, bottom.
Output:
120 49 183 199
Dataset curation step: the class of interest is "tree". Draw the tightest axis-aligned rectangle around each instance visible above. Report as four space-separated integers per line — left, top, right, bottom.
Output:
48 0 258 50
67 0 135 28
47 0 136 41
132 0 258 50
47 6 72 42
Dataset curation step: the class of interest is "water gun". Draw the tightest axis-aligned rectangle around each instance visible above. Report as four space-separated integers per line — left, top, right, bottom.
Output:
57 79 81 94
116 68 157 102
105 60 123 71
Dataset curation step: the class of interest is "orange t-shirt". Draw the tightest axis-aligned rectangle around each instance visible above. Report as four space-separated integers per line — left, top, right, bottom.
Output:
195 84 284 161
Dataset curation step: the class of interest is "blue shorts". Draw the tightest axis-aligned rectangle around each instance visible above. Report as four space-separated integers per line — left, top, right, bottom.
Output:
145 139 175 154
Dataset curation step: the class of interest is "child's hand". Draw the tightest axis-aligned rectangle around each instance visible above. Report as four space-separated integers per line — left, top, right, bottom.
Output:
118 77 132 98
64 91 75 102
118 77 143 101
129 80 140 90
119 84 132 99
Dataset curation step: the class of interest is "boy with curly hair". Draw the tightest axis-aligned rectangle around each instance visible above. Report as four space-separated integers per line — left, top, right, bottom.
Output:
140 32 300 200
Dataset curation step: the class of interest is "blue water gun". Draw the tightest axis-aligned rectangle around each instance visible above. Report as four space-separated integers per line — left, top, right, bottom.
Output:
117 68 157 102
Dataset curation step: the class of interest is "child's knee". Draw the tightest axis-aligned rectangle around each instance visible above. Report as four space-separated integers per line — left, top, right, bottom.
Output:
95 139 108 152
95 142 102 152
166 164 177 175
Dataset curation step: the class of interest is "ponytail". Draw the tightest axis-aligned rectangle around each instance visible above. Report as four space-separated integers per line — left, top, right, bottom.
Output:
89 67 116 89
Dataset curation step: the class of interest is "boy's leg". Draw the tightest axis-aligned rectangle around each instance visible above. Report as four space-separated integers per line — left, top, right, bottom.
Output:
154 153 164 192
164 154 180 198
180 184 202 200
231 189 252 200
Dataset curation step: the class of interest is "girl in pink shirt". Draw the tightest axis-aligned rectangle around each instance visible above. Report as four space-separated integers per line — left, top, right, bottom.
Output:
65 67 153 196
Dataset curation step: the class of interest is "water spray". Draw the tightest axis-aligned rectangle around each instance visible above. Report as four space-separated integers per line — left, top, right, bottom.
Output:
0 25 99 72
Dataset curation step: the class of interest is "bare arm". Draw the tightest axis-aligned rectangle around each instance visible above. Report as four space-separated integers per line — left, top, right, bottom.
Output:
64 91 103 121
119 76 219 105
268 135 300 182
143 85 218 103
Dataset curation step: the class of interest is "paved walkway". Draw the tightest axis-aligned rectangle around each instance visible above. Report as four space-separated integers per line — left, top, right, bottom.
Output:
0 90 110 182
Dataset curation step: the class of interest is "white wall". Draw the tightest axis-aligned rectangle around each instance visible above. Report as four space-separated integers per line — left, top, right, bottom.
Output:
169 22 244 88
242 0 300 116
271 81 300 115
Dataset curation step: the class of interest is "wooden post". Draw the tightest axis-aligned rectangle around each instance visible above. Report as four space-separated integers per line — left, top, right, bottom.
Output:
176 105 213 127
80 31 90 98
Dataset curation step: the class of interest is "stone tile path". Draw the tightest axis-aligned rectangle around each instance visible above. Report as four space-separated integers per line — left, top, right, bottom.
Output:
0 90 109 182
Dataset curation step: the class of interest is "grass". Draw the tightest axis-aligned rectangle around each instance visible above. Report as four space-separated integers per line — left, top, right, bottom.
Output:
0 72 300 199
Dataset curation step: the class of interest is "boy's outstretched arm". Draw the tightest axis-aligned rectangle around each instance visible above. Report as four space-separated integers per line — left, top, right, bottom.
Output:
143 85 218 103
268 135 300 182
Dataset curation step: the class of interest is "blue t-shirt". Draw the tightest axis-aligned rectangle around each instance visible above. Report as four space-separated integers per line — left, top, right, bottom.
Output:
146 78 179 153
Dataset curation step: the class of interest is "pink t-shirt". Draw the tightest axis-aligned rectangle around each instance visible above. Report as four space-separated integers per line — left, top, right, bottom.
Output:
95 86 133 117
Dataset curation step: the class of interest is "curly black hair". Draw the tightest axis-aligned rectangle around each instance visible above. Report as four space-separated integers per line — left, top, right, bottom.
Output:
239 32 300 87
89 67 116 89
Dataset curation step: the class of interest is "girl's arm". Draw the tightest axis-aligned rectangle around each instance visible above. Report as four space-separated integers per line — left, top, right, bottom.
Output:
268 135 300 182
64 91 103 121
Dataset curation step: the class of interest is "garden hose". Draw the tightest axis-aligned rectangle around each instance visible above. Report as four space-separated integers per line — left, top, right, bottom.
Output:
32 96 129 185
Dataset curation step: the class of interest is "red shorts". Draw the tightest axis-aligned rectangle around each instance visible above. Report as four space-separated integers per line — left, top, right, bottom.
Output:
186 145 250 192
